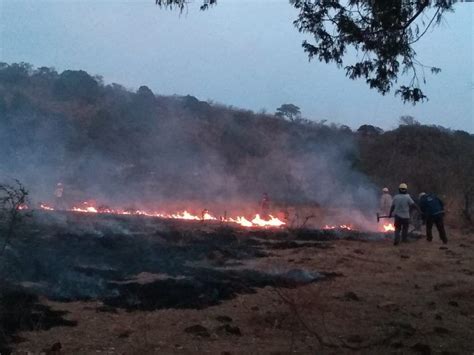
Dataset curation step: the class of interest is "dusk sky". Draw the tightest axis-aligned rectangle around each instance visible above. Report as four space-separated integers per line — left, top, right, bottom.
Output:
1 0 473 132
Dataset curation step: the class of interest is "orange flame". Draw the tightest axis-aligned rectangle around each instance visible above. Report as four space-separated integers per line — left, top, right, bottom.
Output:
323 224 352 231
382 223 395 232
38 202 285 228
39 203 55 211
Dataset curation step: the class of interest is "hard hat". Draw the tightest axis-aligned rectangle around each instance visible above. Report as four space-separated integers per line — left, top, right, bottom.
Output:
419 192 426 198
382 187 389 192
399 183 408 190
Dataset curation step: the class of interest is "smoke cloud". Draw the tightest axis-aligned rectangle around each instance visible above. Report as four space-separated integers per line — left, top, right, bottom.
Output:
0 64 380 228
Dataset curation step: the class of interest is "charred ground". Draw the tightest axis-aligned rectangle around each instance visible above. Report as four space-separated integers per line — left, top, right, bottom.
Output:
1 212 473 354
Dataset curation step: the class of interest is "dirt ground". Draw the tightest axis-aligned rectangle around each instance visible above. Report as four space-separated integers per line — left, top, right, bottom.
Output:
6 223 474 354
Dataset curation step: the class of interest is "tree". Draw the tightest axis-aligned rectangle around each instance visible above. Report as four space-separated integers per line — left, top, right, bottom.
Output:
275 103 301 121
357 124 383 136
399 115 420 126
0 181 28 256
155 0 456 104
53 70 100 103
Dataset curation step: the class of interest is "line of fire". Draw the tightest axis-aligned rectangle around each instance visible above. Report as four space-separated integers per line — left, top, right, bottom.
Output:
22 186 395 232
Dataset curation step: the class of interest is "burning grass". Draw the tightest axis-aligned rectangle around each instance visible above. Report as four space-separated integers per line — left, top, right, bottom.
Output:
27 201 395 233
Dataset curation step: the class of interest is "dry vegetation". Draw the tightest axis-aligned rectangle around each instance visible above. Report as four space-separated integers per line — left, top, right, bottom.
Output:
0 213 473 354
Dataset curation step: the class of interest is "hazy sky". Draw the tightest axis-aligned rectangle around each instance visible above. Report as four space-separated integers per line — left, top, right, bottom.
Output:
1 0 473 131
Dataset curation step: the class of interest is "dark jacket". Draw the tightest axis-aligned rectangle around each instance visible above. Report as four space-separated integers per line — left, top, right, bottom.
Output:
419 194 444 217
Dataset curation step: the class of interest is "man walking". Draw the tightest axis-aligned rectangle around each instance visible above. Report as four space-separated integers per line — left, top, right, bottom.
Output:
419 192 448 244
389 183 418 245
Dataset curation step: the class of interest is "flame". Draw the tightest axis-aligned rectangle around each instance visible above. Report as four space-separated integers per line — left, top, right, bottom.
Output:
39 203 55 211
251 214 286 227
34 202 399 233
71 203 98 213
228 216 254 227
37 202 285 228
323 224 352 231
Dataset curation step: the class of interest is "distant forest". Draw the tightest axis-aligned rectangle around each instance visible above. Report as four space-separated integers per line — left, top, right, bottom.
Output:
0 63 472 223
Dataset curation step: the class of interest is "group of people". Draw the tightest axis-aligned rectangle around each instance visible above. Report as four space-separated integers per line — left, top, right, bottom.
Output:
380 184 447 246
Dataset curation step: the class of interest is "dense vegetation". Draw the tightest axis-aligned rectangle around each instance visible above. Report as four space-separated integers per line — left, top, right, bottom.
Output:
0 63 472 222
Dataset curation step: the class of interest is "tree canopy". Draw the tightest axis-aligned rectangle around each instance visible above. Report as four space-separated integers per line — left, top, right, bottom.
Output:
155 0 456 104
275 104 301 121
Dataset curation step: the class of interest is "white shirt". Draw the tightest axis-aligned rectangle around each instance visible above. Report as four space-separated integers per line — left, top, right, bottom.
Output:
380 193 393 215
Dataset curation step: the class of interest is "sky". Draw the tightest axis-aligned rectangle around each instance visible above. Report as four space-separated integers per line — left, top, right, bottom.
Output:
0 0 473 132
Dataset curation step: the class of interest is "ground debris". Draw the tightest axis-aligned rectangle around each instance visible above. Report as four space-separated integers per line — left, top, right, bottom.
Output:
41 341 62 355
216 324 242 336
433 326 450 335
377 301 399 311
341 291 360 301
411 342 432 354
184 324 211 338
215 315 233 323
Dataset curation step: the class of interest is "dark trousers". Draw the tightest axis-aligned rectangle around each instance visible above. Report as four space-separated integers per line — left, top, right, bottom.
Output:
394 216 409 245
426 215 447 244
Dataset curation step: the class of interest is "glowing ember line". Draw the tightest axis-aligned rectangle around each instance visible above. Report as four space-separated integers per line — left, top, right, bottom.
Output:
72 206 98 213
323 224 352 231
39 203 55 211
37 202 285 228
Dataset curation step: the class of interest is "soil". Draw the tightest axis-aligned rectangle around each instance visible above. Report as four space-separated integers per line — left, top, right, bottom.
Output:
1 212 473 354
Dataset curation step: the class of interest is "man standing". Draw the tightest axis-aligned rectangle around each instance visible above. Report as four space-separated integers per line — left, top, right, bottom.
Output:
419 192 448 244
389 183 418 245
54 182 65 210
380 187 393 216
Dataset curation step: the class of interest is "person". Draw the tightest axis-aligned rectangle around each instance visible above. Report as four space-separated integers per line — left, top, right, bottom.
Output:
419 192 448 244
54 182 65 210
380 187 393 216
260 193 270 219
389 183 419 245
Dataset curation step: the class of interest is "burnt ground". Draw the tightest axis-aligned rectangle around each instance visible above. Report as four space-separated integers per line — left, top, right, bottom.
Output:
1 211 473 354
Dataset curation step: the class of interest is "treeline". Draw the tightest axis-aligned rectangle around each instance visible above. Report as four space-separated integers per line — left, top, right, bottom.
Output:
0 63 472 222
358 125 474 223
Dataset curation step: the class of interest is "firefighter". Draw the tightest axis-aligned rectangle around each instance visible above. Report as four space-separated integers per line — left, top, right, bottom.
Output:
54 182 65 210
260 193 270 219
389 183 419 245
419 192 448 244
380 187 393 216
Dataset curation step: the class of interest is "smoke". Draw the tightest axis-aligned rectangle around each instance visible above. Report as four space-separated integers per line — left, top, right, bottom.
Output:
0 66 381 229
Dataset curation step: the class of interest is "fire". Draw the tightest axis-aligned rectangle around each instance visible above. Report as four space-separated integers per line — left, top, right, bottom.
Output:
34 201 395 232
228 216 254 227
251 214 286 227
71 202 98 213
39 203 54 211
323 224 353 231
37 202 285 228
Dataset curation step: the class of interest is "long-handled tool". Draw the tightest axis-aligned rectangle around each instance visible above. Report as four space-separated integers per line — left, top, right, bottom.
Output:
376 212 391 222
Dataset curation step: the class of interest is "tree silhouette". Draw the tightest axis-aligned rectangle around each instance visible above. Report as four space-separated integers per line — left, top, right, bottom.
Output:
275 104 301 121
155 0 456 104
